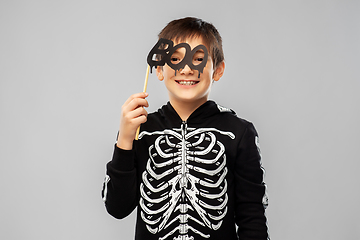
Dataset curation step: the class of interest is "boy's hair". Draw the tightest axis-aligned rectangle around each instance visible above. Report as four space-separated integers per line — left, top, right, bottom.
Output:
158 17 224 69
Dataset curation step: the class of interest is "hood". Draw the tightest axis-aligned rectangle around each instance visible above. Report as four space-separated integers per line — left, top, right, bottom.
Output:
158 100 235 126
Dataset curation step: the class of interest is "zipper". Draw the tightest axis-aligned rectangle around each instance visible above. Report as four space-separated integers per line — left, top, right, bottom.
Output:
180 121 188 190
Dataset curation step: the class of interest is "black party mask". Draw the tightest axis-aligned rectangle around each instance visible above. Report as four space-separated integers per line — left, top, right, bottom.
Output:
147 38 209 78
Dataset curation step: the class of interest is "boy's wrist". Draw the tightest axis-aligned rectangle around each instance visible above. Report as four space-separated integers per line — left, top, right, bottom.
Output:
116 135 134 150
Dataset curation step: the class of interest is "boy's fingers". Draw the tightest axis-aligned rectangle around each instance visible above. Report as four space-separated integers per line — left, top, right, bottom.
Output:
123 92 149 106
136 114 148 124
125 98 149 112
127 106 148 121
133 113 148 126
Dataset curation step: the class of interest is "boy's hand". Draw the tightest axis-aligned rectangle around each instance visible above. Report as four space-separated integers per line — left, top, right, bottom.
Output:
117 92 149 150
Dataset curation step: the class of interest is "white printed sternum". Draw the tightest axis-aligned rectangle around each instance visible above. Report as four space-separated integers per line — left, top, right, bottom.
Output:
139 124 235 240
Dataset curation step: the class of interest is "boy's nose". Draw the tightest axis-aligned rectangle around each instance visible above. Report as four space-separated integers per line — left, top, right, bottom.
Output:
180 64 193 75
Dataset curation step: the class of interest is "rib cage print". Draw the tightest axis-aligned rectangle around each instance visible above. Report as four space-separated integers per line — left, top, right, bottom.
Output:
138 123 235 240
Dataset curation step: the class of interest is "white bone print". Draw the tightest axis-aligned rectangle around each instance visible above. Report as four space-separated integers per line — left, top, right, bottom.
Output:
138 123 235 239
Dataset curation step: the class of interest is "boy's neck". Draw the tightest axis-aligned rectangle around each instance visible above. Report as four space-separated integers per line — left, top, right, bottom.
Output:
170 98 208 121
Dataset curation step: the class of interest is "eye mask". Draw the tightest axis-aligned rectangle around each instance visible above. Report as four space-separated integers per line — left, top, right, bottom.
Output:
147 38 209 78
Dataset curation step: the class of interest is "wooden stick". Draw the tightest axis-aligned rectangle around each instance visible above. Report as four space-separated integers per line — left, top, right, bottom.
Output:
135 64 150 140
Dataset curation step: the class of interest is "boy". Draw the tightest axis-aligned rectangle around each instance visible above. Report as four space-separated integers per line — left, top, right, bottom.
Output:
102 17 269 240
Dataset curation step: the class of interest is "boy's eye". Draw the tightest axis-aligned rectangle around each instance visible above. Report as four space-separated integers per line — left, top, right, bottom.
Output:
192 57 204 66
170 57 182 64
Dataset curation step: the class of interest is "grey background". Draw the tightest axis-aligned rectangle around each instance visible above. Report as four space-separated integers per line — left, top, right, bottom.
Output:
1 0 359 239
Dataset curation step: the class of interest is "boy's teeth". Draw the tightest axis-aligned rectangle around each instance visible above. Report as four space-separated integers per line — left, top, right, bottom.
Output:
178 81 197 85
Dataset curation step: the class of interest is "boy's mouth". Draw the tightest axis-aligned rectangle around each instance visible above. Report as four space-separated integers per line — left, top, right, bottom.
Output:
175 80 200 86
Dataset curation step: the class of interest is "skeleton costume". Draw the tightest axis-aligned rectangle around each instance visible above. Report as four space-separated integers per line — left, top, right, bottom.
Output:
102 100 269 240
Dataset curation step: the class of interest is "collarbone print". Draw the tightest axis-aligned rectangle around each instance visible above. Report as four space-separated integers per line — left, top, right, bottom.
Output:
138 123 235 240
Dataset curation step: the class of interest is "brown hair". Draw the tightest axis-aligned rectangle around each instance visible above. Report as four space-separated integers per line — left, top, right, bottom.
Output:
158 17 224 68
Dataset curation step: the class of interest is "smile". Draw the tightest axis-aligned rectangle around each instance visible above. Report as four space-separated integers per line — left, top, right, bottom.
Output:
176 80 199 86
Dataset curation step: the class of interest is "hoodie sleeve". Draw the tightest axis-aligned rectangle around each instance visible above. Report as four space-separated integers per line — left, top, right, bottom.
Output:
234 123 269 239
101 144 138 219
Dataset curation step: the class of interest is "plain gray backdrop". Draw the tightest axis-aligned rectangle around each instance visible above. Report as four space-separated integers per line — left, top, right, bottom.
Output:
1 0 359 239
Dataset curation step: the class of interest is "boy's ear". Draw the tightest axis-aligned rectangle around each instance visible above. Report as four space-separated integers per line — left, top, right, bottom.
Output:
156 66 164 81
213 61 225 81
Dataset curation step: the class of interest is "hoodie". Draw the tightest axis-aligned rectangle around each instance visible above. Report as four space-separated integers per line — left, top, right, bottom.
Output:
102 100 269 240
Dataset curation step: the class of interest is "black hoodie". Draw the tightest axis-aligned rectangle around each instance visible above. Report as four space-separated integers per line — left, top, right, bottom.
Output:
102 101 269 240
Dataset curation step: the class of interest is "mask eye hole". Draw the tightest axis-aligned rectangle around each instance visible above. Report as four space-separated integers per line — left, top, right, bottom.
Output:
170 47 186 65
192 50 205 66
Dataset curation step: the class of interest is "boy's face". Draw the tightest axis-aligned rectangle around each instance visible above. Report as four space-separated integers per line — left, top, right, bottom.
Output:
156 37 224 107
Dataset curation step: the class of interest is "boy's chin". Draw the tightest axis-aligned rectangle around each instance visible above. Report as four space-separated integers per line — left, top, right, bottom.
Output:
171 94 209 104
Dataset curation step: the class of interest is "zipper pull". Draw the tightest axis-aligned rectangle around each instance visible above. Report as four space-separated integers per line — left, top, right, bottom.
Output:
181 121 187 136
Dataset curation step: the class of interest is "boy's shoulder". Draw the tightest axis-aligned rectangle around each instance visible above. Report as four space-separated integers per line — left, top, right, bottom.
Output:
213 102 253 126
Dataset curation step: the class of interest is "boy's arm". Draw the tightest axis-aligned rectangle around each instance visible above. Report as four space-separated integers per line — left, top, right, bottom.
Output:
102 144 138 219
101 92 149 218
235 123 269 239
